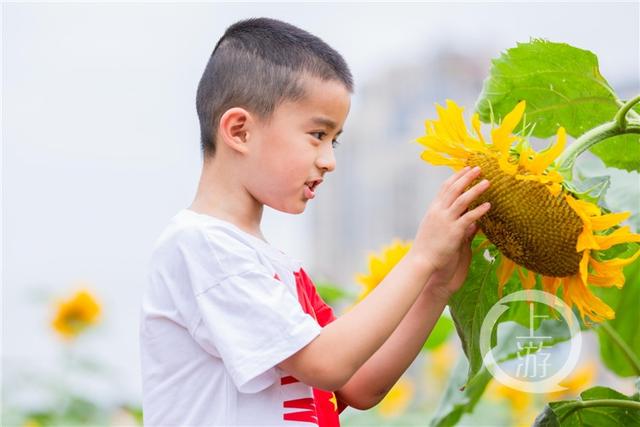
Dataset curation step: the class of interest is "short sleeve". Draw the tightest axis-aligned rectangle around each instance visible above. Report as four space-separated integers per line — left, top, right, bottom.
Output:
295 268 338 327
192 269 322 393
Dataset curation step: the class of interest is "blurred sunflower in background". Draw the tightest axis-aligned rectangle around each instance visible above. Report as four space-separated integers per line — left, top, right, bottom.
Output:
544 360 597 401
51 287 101 340
354 239 412 303
415 100 640 323
423 341 457 386
486 359 597 426
376 376 416 418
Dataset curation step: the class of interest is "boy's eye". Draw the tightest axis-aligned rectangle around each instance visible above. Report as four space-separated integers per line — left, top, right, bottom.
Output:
311 131 340 149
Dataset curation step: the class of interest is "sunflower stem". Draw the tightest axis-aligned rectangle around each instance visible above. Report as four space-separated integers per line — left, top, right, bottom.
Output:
557 94 640 178
616 94 640 129
598 321 640 376
557 398 640 422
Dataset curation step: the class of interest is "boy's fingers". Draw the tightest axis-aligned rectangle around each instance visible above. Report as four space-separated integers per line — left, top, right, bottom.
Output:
464 222 478 241
443 166 482 207
450 179 490 216
461 202 491 226
439 166 471 198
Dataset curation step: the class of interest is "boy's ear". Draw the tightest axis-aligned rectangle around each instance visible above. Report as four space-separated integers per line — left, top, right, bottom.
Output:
218 107 254 154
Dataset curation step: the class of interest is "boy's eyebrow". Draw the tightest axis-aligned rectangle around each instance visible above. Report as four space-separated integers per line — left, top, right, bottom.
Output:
310 116 343 135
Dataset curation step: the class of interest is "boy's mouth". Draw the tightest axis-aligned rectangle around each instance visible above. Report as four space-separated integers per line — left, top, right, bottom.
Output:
305 178 323 192
304 178 323 199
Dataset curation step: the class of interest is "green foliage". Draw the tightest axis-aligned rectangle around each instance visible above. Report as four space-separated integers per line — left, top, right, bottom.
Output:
533 386 640 426
12 395 112 427
423 315 455 351
593 245 640 377
475 38 640 172
315 281 357 305
590 135 640 173
561 175 610 205
447 237 574 382
429 356 494 427
448 237 501 377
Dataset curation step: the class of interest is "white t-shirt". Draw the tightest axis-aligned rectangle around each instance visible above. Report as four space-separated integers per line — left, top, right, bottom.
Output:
140 209 345 426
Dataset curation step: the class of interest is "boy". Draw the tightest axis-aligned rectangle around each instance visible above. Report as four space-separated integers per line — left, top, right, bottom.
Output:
140 17 491 426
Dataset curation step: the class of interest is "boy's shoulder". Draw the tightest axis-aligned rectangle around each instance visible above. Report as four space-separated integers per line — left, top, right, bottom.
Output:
149 209 291 286
153 209 255 255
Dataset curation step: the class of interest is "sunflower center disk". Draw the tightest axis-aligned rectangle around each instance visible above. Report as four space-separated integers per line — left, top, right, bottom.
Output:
467 153 583 277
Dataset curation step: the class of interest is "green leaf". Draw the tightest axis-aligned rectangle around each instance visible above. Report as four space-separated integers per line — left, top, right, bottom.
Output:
562 175 611 205
423 315 455 351
476 39 618 138
535 406 561 427
430 319 575 426
534 386 640 426
590 134 640 172
122 405 144 426
314 282 355 305
429 355 494 427
448 238 501 377
475 38 640 172
448 237 577 382
574 154 640 232
593 246 640 377
430 322 523 426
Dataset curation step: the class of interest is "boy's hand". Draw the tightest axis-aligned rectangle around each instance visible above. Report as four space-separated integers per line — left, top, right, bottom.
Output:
423 224 476 301
408 166 490 300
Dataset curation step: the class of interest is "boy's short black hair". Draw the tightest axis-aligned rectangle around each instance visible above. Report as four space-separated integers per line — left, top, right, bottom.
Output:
196 17 354 158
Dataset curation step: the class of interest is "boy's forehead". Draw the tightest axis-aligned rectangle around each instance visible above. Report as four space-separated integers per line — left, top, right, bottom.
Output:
288 75 351 124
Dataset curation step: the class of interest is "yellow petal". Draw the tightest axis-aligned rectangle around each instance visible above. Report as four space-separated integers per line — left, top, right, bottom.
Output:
590 211 631 231
420 151 467 169
490 101 526 154
497 256 517 297
594 226 640 250
579 250 590 285
471 113 486 144
528 127 566 174
541 275 561 295
591 248 640 271
548 183 562 197
541 276 563 319
576 225 599 252
435 101 470 142
517 267 536 290
567 274 615 323
587 274 622 288
588 249 640 288
518 146 535 170
417 135 470 159
565 195 599 251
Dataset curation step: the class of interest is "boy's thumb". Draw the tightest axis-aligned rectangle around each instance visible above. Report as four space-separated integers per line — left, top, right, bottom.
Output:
464 222 478 241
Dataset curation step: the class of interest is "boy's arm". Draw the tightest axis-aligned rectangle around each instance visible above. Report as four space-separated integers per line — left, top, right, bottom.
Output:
277 166 490 392
334 234 474 410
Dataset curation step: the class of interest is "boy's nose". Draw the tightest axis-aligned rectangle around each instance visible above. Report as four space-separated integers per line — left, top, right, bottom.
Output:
316 145 336 172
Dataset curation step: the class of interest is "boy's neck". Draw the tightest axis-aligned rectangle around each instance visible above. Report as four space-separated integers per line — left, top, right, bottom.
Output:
188 155 267 243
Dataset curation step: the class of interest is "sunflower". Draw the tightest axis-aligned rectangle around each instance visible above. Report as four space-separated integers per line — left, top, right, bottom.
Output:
52 288 101 339
355 239 412 303
545 360 596 401
377 376 415 418
487 378 536 426
415 100 640 323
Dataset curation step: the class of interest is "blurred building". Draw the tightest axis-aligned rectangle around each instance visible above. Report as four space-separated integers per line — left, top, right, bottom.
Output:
310 45 491 288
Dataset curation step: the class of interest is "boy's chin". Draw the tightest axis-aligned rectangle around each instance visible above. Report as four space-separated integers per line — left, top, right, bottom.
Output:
268 200 307 215
282 204 307 215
